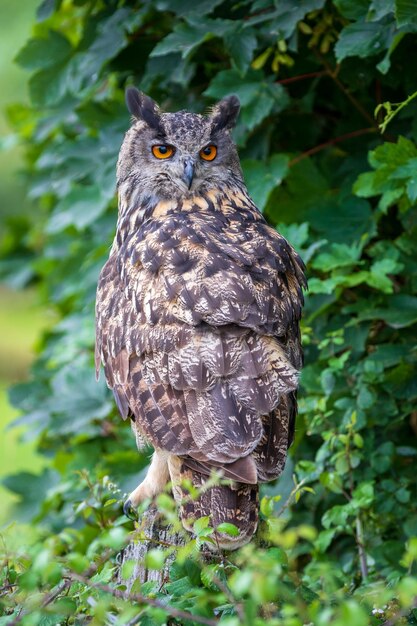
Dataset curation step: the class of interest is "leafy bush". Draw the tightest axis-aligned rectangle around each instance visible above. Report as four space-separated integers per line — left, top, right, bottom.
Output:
2 0 417 624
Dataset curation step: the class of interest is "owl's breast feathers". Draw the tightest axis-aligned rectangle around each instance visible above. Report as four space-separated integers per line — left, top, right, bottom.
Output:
95 185 306 483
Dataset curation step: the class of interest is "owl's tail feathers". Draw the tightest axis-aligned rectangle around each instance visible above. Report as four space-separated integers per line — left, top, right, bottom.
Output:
168 456 259 550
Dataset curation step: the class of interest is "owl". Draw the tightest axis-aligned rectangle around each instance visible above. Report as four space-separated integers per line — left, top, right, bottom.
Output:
95 88 306 550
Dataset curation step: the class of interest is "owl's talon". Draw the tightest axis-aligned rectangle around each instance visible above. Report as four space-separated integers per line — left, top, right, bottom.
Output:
123 498 138 520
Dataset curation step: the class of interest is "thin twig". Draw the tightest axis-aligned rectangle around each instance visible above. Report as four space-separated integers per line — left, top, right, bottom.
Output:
212 575 244 623
313 50 377 127
5 548 120 626
355 515 369 580
377 90 417 133
277 477 308 517
276 70 328 85
124 612 146 626
68 572 218 626
346 428 369 581
0 583 18 595
7 580 71 626
288 127 376 166
7 609 24 626
42 580 71 607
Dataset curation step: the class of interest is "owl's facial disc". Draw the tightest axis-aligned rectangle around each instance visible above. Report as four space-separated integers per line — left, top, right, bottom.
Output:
120 88 243 202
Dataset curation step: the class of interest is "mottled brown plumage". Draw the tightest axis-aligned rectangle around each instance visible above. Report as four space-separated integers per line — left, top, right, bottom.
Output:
95 89 306 549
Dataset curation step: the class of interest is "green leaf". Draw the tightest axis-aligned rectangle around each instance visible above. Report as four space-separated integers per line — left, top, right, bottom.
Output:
398 576 417 606
354 294 417 328
358 385 376 409
15 31 72 71
377 31 406 74
310 197 374 245
242 154 289 210
67 553 90 574
225 27 257 74
165 575 194 597
308 271 368 295
321 369 335 395
43 562 63 585
333 0 369 20
155 0 225 16
229 569 253 597
397 446 417 456
395 487 410 503
52 599 77 616
352 481 374 507
332 601 369 626
68 8 147 92
36 0 62 21
205 69 288 130
320 471 344 494
312 243 361 272
151 17 233 59
371 136 417 167
367 0 395 21
216 522 240 537
368 258 402 293
353 433 364 448
406 176 417 202
201 563 222 590
3 469 59 521
353 171 378 198
335 454 350 475
315 528 337 552
145 549 166 570
244 0 325 38
29 63 69 107
354 138 417 212
276 222 308 249
46 185 110 233
193 516 213 536
322 504 351 529
395 0 417 27
101 527 127 549
335 20 395 62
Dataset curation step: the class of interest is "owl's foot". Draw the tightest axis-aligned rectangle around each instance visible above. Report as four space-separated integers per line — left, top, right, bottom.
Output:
123 450 171 520
123 498 138 520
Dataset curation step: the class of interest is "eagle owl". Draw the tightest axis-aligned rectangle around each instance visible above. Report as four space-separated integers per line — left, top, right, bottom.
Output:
95 88 306 549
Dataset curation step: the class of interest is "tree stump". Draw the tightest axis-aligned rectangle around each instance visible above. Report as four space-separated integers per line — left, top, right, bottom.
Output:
117 506 185 592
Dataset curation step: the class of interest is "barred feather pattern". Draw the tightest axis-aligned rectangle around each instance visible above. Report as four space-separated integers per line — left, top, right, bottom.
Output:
96 118 306 548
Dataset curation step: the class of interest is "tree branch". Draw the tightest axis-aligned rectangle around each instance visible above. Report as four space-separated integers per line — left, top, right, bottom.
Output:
312 50 377 128
288 127 376 166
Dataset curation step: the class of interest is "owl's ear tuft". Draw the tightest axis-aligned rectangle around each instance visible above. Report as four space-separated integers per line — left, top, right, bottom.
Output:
125 87 164 134
211 95 240 133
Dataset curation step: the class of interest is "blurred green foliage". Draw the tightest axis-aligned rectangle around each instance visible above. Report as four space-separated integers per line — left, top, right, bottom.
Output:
1 0 417 624
0 0 51 527
0 286 50 525
0 0 38 269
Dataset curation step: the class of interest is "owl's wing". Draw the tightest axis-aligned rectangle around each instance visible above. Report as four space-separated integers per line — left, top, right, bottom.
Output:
95 202 305 476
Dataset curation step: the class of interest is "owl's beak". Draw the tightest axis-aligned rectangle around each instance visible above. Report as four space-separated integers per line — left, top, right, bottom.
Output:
182 160 195 189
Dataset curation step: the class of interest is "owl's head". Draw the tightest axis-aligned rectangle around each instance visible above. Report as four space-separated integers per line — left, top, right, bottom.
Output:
117 87 242 203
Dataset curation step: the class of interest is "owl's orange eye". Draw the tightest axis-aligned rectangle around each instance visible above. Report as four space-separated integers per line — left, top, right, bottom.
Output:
152 145 175 159
200 145 217 161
